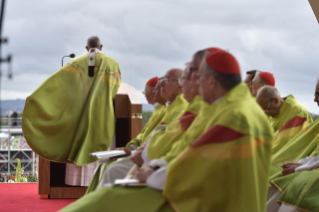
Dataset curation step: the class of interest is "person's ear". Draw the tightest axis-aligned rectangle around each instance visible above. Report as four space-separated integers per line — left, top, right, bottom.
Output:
208 75 217 88
99 45 103 51
85 46 89 52
272 97 279 105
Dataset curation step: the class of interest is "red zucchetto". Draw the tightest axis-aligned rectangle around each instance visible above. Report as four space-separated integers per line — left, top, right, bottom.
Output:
146 77 159 87
259 72 275 86
205 51 241 75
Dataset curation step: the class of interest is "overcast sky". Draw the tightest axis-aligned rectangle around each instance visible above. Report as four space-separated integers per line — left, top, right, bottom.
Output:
1 0 319 113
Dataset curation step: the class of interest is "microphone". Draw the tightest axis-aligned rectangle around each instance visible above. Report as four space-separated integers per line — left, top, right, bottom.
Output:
62 53 76 67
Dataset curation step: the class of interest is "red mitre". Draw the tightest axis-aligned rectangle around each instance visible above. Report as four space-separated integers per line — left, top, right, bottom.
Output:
146 77 159 87
259 72 275 86
205 51 241 75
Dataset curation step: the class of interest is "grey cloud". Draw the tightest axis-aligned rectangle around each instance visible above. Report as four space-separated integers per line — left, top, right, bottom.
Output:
1 0 319 114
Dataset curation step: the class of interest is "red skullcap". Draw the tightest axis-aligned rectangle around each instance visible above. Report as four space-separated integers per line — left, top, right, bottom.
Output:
259 72 275 86
205 51 241 75
146 77 159 87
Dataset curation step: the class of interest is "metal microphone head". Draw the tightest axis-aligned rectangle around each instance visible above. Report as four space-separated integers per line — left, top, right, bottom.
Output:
69 53 75 58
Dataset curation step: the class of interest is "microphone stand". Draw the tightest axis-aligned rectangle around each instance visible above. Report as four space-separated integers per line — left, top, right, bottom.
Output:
62 53 75 67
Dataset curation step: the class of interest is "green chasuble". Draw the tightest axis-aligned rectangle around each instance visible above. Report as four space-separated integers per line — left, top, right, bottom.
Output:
22 52 121 166
270 95 312 155
269 119 319 189
86 95 185 195
60 83 273 212
126 103 166 148
164 83 273 212
147 95 201 159
278 169 319 212
158 94 188 125
85 104 166 195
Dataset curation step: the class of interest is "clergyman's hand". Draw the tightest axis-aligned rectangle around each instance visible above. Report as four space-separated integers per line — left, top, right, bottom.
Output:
133 166 154 182
130 149 144 166
281 163 302 176
110 147 131 159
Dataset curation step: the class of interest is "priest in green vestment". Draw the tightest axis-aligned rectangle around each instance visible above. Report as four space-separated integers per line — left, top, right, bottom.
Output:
22 36 121 166
256 86 313 155
60 48 273 212
85 76 167 193
86 68 187 194
130 48 214 175
266 79 319 212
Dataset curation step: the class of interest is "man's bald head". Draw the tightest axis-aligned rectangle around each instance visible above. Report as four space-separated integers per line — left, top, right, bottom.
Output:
166 68 183 79
256 85 284 117
160 68 183 102
86 36 103 52
257 86 281 102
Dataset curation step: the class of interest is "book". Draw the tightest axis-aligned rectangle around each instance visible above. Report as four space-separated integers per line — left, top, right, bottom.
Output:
114 179 146 187
89 150 126 159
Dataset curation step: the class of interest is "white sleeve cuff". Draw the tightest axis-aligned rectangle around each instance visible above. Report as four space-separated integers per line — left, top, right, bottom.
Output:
146 166 167 191
295 155 319 172
298 156 312 165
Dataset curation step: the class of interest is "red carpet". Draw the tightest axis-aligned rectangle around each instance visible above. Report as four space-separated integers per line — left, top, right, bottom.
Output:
0 183 76 212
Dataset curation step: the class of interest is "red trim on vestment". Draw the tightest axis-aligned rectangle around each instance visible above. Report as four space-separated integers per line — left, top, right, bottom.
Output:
279 116 308 132
192 125 246 147
180 111 198 131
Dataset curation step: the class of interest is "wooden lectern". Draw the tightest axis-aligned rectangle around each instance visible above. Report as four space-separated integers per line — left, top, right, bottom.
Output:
38 83 142 199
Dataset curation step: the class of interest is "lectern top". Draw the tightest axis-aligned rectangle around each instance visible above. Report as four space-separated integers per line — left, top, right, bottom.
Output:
117 82 142 104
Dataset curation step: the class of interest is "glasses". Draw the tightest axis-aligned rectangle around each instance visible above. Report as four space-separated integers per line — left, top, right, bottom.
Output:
178 75 185 85
161 77 179 84
142 91 145 95
188 67 198 76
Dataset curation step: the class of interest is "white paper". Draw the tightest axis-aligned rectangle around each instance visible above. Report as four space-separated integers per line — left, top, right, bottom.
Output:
114 179 140 184
89 150 126 159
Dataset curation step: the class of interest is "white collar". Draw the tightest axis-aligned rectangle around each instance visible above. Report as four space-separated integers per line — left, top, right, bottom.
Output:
88 48 101 54
212 96 223 105
153 103 163 109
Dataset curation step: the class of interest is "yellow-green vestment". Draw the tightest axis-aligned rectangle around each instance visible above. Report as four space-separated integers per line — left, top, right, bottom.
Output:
60 83 273 212
270 95 312 155
22 52 121 166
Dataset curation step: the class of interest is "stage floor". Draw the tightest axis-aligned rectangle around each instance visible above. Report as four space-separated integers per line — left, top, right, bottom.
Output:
0 183 76 212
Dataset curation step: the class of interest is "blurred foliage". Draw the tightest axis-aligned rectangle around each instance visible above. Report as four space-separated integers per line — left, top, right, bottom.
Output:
312 114 319 121
142 111 153 127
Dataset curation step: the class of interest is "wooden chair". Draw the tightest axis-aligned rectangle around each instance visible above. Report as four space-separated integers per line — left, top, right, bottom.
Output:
38 83 142 199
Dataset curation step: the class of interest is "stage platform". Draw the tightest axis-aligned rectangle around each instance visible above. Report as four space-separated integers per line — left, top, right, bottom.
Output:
0 183 76 212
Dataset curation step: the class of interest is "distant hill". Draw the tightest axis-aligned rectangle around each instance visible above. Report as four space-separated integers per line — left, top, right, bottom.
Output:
142 104 154 112
0 99 153 115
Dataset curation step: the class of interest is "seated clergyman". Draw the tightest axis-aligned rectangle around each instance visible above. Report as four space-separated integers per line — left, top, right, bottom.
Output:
85 76 167 193
251 71 275 97
129 48 218 183
59 48 273 212
256 86 313 154
88 68 188 192
267 79 319 212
